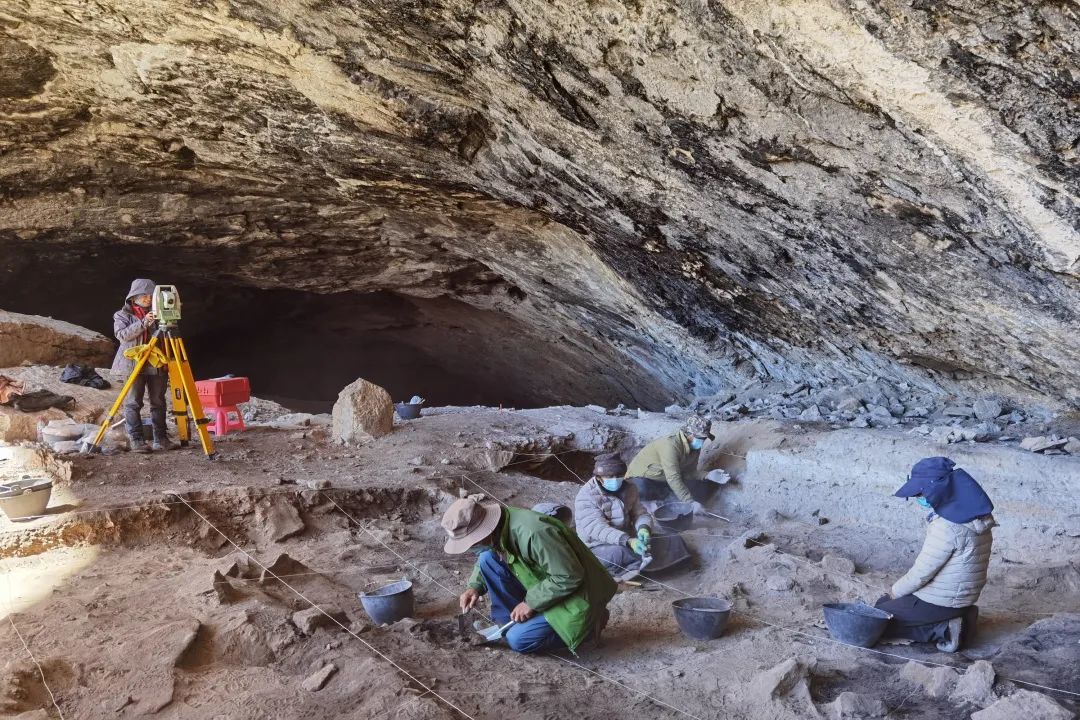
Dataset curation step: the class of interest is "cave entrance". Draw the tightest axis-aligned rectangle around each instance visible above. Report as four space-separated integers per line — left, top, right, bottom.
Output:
0 267 651 410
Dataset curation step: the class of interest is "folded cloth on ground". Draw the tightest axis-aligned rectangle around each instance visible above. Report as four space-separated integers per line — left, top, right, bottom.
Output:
0 375 25 405
11 389 75 412
60 363 112 389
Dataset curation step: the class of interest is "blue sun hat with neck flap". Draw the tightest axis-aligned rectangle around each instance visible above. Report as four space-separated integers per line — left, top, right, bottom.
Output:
894 457 993 524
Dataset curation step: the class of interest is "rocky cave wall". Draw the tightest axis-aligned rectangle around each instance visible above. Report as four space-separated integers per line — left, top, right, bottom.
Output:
0 0 1077 408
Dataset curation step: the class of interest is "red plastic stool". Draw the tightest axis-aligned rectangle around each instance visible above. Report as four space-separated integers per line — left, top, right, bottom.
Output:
206 406 245 436
195 377 251 437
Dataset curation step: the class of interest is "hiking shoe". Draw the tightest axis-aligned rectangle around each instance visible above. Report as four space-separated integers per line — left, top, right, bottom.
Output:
936 617 963 653
131 441 152 454
152 439 180 451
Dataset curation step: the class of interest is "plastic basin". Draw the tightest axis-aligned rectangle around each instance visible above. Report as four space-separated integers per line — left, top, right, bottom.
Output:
822 603 893 647
672 597 733 640
654 501 694 532
394 402 423 420
0 477 53 520
358 579 415 625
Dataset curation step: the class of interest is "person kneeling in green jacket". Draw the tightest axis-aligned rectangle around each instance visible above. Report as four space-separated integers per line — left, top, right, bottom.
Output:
443 494 616 654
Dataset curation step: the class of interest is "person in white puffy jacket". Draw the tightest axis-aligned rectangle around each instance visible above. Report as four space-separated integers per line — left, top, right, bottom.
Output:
574 454 653 580
876 457 996 652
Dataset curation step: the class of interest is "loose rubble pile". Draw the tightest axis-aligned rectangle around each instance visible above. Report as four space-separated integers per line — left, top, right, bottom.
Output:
655 378 1079 457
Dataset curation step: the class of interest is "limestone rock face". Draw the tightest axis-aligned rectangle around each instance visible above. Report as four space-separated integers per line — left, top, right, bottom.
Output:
0 310 114 368
332 378 394 443
0 0 1077 405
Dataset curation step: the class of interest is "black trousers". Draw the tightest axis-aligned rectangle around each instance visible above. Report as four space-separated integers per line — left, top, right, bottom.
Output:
123 372 168 442
875 594 969 643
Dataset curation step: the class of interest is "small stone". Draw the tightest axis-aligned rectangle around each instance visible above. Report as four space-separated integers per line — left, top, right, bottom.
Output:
750 656 816 702
900 661 959 698
837 395 863 412
904 405 930 418
292 606 348 635
1064 437 1080 455
970 690 1073 720
973 399 1003 421
944 406 975 418
1004 410 1025 424
664 404 683 414
440 458 451 465
302 663 337 692
798 405 823 421
585 404 607 415
850 415 870 429
828 691 887 719
408 456 425 466
766 574 795 591
819 554 856 575
255 499 306 543
307 478 331 490
950 660 996 707
1020 436 1068 453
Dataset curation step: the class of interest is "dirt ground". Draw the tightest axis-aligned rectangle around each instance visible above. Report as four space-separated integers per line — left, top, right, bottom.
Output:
1 407 1077 719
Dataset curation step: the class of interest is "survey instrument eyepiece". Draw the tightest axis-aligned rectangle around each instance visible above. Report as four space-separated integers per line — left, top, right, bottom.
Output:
152 285 182 326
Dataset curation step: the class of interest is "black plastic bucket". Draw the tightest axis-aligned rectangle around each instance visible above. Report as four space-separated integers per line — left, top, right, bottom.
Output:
654 501 694 532
394 402 423 420
672 597 733 640
822 603 893 647
358 580 415 624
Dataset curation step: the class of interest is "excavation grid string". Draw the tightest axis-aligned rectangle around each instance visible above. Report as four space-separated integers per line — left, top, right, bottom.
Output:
3 564 67 719
319 490 709 720
457 472 1080 701
170 494 478 720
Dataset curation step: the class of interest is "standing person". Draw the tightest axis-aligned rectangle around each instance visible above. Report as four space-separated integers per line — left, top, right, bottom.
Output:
626 416 714 511
876 457 995 652
111 279 178 453
443 495 616 654
574 454 653 579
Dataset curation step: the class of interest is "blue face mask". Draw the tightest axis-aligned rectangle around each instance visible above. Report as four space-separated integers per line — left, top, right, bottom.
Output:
915 496 931 509
600 477 624 492
690 437 705 451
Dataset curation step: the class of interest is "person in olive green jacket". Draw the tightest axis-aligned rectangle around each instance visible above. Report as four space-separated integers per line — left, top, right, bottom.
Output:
442 495 616 654
626 415 714 508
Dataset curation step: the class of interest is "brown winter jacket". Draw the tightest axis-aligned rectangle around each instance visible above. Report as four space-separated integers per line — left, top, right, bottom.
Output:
111 279 160 377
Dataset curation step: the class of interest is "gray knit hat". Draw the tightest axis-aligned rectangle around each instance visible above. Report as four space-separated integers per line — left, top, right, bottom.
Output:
592 453 627 477
683 415 714 440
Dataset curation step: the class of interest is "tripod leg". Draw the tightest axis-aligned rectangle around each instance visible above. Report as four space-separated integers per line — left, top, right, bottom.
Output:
170 336 217 460
84 335 160 453
163 336 191 444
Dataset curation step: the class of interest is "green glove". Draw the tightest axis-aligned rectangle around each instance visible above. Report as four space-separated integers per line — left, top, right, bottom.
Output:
628 538 647 556
637 526 651 543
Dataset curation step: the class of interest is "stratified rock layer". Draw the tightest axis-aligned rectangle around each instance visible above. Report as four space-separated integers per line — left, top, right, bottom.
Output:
1 0 1077 405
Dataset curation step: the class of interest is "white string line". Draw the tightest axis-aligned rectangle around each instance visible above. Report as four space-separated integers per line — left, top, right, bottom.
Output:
453 475 708 720
170 495 478 720
325 485 707 720
3 561 67 719
459 473 1080 701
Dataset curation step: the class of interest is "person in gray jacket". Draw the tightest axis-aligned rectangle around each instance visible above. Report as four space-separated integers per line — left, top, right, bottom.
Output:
574 454 653 579
876 457 995 652
111 279 178 453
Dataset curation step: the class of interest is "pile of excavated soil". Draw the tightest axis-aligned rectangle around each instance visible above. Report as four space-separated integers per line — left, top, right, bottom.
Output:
1 408 1077 719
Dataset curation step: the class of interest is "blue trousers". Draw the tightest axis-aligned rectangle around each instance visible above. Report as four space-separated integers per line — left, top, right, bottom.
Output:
477 551 565 654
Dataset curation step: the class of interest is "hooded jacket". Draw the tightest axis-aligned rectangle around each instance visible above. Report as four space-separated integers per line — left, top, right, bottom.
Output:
574 478 652 549
892 514 996 607
626 432 700 502
466 507 616 652
111 279 160 376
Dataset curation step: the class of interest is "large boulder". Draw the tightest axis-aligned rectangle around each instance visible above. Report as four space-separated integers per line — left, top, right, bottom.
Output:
0 310 113 368
331 378 393 443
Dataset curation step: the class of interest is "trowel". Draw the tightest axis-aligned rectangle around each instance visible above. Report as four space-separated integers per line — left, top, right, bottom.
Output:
475 620 516 644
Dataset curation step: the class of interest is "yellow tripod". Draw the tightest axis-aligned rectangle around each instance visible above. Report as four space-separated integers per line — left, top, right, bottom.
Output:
85 327 217 460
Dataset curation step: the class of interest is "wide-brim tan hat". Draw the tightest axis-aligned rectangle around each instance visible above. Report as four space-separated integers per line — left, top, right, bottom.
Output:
442 496 503 554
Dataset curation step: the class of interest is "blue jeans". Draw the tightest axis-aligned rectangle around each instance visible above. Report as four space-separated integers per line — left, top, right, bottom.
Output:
476 550 565 654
